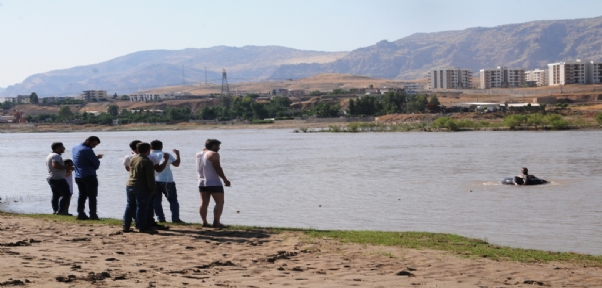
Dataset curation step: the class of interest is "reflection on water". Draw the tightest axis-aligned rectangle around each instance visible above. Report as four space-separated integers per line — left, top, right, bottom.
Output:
1 130 601 255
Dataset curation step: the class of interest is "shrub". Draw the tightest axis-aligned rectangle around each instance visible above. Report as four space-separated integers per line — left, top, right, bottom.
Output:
347 122 359 133
328 125 343 132
251 120 274 124
431 117 459 131
595 113 602 125
544 114 568 129
503 114 527 129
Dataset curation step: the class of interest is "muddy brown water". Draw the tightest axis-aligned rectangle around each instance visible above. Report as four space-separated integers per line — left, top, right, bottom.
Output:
1 130 601 254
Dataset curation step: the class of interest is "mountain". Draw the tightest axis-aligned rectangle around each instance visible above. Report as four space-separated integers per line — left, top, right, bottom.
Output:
270 16 602 80
1 46 347 97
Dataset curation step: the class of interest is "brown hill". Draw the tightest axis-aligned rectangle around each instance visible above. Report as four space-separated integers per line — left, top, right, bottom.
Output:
142 73 427 95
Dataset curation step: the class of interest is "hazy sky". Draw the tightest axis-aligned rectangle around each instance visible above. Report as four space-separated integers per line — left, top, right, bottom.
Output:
1 0 602 87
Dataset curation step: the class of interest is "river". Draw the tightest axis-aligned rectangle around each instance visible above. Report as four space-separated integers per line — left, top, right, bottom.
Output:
0 129 601 255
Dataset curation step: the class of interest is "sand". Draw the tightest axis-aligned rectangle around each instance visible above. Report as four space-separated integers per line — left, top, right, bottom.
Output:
1 215 601 287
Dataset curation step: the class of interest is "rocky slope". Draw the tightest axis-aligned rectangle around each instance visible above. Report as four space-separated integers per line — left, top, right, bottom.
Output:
271 16 602 79
1 46 347 97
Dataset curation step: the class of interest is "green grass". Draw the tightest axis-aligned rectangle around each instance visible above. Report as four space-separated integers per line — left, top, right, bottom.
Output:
301 230 602 265
2 211 601 265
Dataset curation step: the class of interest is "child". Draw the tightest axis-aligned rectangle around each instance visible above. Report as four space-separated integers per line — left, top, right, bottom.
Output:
63 159 74 215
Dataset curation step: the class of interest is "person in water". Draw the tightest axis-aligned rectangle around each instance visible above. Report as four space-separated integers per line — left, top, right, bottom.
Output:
515 167 534 185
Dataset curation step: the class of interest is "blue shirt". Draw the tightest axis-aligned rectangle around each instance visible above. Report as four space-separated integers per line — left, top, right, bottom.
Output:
72 143 101 178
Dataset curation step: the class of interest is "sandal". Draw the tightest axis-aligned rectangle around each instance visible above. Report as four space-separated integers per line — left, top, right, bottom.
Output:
213 223 229 229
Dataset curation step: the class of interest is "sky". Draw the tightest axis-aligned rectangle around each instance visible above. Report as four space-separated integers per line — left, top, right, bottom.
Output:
1 0 602 87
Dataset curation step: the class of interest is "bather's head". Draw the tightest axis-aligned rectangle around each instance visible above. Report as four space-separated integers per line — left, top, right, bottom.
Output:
521 167 528 175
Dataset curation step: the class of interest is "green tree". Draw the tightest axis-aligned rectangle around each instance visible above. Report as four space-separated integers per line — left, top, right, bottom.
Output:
332 88 346 95
311 103 340 117
406 95 428 113
120 95 130 101
29 92 39 104
348 99 355 115
1 100 14 110
58 105 73 119
200 107 218 120
353 96 381 116
107 104 119 116
381 91 406 114
427 95 441 111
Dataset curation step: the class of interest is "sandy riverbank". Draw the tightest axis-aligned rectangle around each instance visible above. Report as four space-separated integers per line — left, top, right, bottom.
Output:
1 214 601 287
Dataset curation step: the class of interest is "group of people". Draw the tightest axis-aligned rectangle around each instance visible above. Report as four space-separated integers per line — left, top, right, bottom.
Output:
45 136 231 234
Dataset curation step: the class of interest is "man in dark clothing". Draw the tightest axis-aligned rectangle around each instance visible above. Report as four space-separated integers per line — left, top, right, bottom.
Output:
72 136 103 220
123 142 158 234
515 167 533 185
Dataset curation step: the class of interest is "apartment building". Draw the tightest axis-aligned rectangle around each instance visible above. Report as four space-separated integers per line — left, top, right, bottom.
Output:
81 90 107 101
479 66 525 89
589 60 602 84
548 60 591 85
428 67 472 89
403 83 425 95
129 93 179 102
524 69 548 86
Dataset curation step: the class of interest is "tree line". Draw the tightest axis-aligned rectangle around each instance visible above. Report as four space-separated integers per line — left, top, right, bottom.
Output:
348 91 440 116
5 90 445 125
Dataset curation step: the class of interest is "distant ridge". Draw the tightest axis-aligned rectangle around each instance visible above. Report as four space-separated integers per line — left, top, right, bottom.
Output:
270 16 602 79
3 15 602 97
1 46 347 97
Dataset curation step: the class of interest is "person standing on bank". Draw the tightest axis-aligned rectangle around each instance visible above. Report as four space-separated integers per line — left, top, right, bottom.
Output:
72 136 103 220
45 142 73 215
196 139 231 228
123 142 157 234
150 140 185 223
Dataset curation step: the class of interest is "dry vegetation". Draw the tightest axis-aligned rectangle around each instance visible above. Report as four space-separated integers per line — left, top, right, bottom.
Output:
141 73 426 95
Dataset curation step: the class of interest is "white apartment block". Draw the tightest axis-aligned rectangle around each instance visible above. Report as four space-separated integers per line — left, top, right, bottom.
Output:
81 90 107 101
403 83 425 95
479 66 525 89
524 69 548 86
589 60 602 84
546 59 602 85
428 67 472 89
129 93 180 102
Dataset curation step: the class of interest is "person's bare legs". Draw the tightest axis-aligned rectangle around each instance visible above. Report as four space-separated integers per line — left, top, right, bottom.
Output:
199 192 212 226
211 193 225 227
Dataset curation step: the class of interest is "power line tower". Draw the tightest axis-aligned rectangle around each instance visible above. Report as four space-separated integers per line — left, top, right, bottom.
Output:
221 68 230 96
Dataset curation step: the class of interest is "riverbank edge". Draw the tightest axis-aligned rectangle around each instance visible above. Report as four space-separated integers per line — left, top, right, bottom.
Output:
2 121 601 134
1 211 600 265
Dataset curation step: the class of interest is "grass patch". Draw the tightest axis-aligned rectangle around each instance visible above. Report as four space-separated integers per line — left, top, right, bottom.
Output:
2 211 601 265
302 230 602 265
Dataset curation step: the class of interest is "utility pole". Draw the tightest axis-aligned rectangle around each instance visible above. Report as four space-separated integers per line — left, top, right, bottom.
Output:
205 67 207 86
